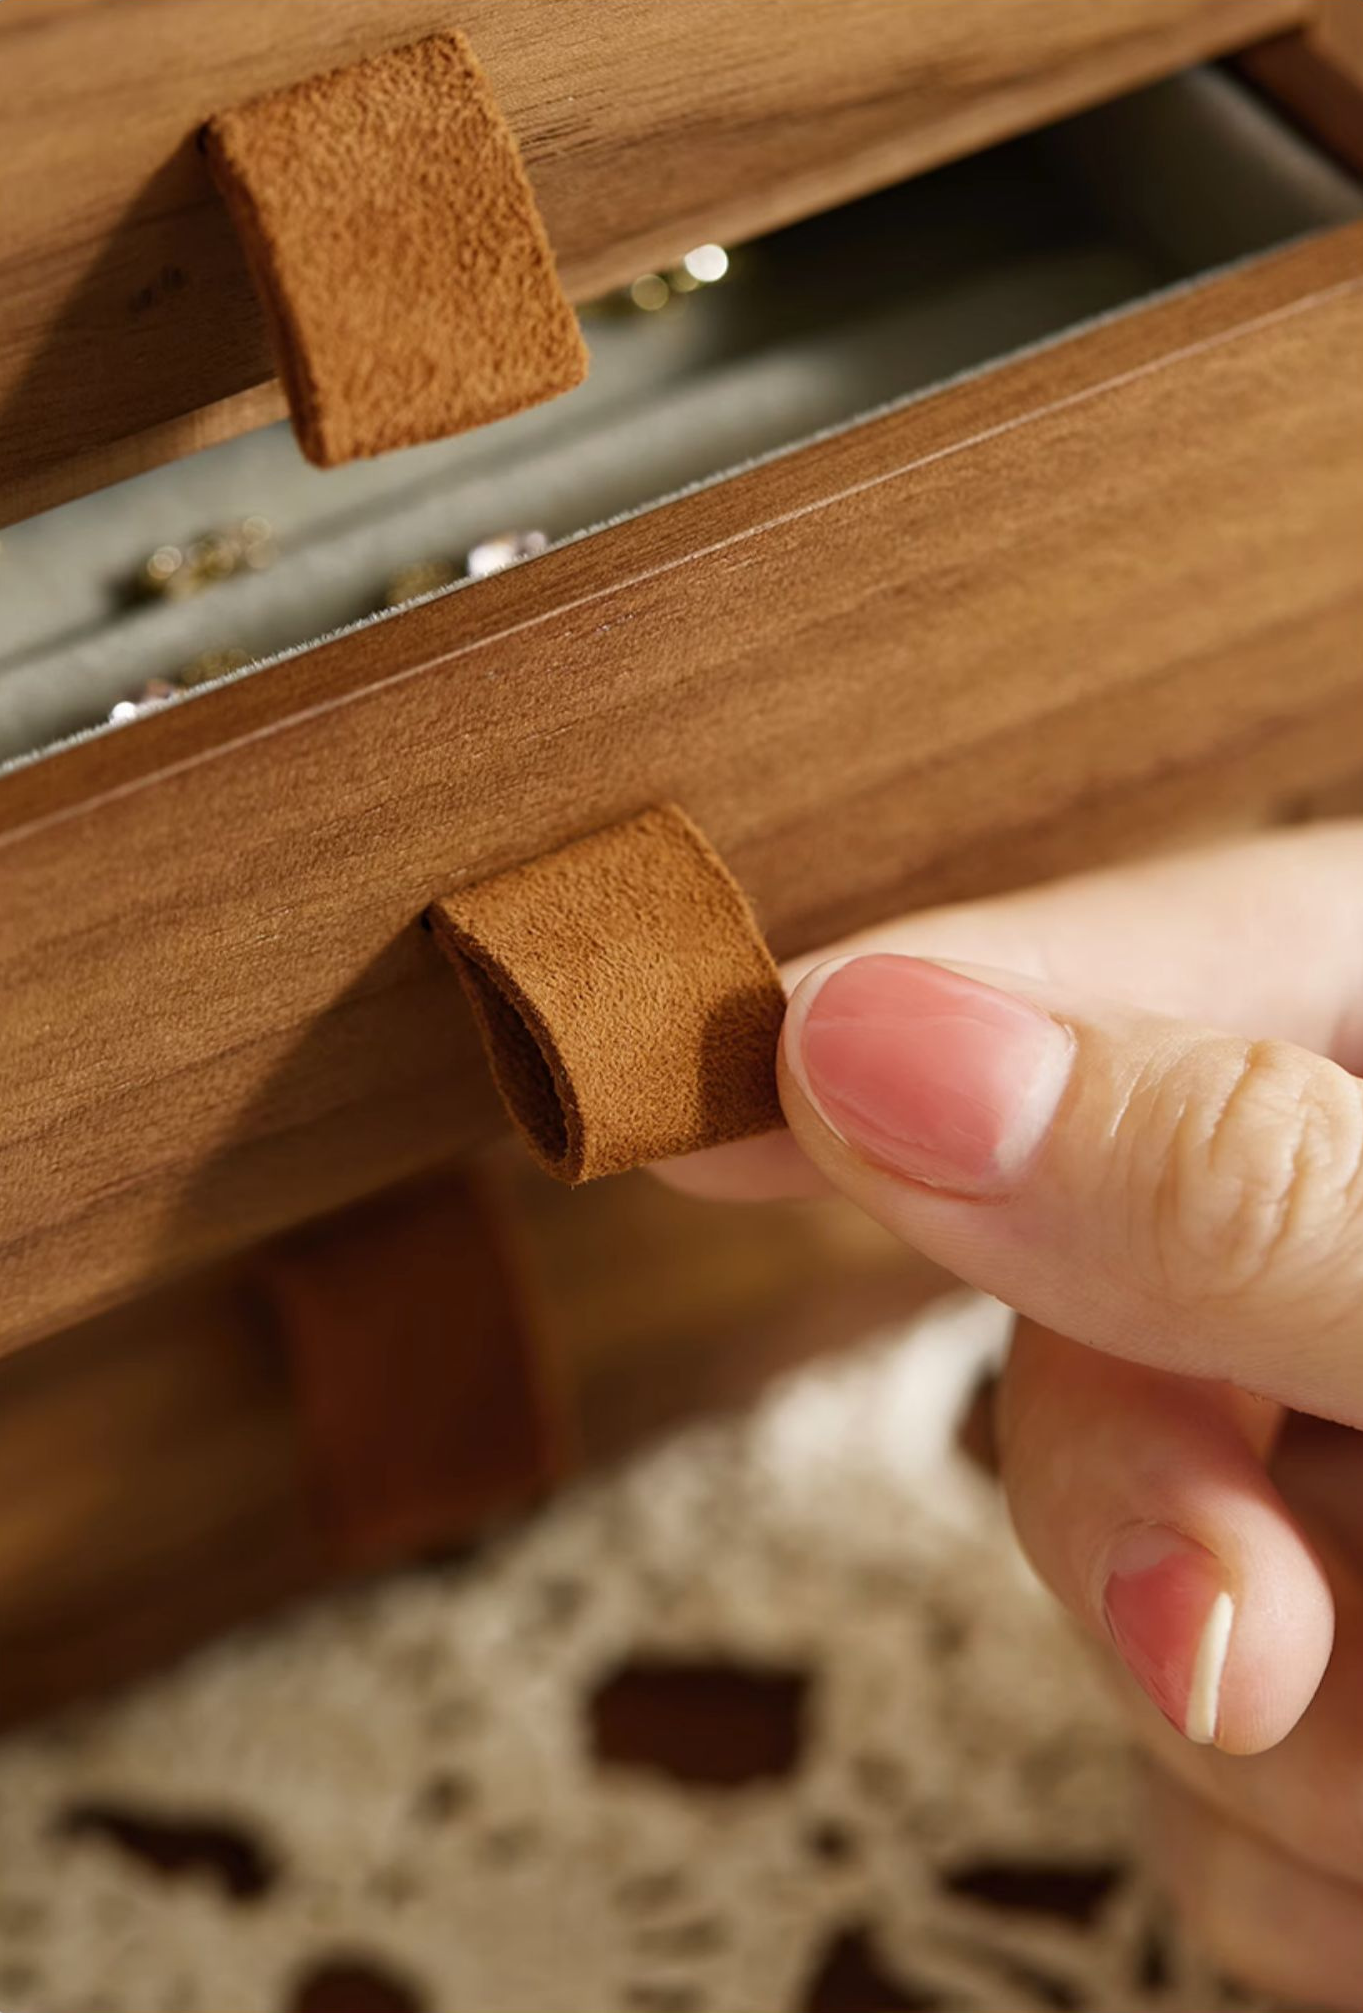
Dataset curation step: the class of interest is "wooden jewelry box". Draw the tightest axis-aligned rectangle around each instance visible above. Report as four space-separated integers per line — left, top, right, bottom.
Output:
1 0 1362 1724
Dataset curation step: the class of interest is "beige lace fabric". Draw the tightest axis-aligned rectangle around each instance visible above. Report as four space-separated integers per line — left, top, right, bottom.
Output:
0 1297 1280 2012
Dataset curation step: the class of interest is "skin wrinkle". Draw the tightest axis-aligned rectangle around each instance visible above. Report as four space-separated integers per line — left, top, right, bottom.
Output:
1201 1042 1363 1318
1188 1037 1276 1301
1102 1031 1313 1324
1339 1089 1363 1255
1217 1044 1317 1297
1101 1035 1197 1318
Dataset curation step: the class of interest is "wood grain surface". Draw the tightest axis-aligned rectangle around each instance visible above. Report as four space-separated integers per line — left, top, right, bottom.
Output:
1239 14 1363 175
0 0 1307 515
0 1160 945 1728
3 224 1362 1353
1315 0 1363 76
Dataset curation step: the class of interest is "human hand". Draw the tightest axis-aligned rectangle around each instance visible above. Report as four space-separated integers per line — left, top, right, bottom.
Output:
661 820 1363 2004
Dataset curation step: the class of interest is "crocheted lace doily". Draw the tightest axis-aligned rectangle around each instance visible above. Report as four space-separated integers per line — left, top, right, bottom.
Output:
0 1296 1277 2013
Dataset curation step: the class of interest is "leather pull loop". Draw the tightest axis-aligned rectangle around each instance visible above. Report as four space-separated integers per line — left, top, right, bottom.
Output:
260 1173 568 1574
429 806 786 1182
203 31 587 467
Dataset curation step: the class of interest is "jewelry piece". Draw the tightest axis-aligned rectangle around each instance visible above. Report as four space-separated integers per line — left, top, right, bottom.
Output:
465 530 550 579
627 272 671 313
582 244 732 319
106 647 252 725
668 243 730 293
178 646 253 687
108 679 180 724
134 517 276 601
381 558 461 609
380 529 549 612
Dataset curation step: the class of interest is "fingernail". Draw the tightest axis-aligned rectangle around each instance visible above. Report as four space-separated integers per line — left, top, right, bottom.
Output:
787 955 1073 1192
1104 1527 1235 1745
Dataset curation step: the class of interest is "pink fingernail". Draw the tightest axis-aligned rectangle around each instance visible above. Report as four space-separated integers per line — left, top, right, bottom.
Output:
1104 1527 1234 1745
789 956 1073 1193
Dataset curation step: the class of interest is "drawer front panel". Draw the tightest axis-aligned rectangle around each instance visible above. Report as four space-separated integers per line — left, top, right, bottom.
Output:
2 0 1308 515
2 224 1362 1349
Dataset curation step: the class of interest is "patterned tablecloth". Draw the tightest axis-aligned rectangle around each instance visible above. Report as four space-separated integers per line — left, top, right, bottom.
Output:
0 1297 1280 2012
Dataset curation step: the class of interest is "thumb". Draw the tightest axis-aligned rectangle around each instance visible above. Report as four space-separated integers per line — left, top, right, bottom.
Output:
780 954 1363 1425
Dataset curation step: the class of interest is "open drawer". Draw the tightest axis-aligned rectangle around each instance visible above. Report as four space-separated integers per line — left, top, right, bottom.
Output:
2 64 1362 1351
1 0 1315 515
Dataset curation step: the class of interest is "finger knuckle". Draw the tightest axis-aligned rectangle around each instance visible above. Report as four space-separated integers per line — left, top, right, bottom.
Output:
1126 1037 1363 1311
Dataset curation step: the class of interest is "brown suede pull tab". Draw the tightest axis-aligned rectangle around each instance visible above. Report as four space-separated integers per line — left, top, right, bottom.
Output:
203 32 587 467
429 806 787 1183
261 1174 567 1573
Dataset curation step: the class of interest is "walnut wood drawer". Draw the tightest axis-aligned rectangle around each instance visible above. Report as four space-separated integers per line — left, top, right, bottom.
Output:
3 137 1363 1350
0 0 1314 517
